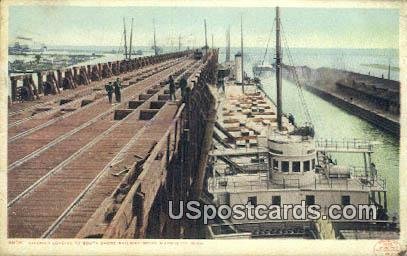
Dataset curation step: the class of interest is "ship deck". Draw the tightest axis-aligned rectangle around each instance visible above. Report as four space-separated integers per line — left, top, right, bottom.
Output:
208 80 386 194
210 80 294 148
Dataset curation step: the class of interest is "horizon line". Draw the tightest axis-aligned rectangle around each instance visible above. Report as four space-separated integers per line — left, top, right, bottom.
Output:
15 44 398 50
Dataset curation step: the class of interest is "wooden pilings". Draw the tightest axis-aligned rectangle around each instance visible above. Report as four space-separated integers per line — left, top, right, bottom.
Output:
57 70 63 89
73 67 79 84
91 65 100 81
63 69 75 89
37 72 44 94
45 71 59 94
79 67 90 85
9 50 193 103
21 75 39 100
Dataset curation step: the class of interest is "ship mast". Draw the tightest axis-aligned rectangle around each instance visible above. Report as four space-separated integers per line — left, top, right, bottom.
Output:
388 60 391 80
204 19 208 50
153 19 157 56
123 18 128 59
240 15 244 93
129 18 134 59
226 26 231 62
275 7 282 131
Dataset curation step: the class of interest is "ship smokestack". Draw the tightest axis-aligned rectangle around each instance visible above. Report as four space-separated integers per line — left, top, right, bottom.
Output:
235 53 243 84
240 15 244 93
226 26 231 62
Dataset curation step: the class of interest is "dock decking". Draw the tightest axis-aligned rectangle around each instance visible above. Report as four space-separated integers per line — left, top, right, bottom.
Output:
7 50 216 238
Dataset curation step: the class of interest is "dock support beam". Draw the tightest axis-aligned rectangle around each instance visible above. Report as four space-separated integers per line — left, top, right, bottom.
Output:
193 107 216 198
37 72 43 94
11 77 17 102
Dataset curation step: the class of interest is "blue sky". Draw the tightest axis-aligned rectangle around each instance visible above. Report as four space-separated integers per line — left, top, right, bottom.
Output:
8 6 399 49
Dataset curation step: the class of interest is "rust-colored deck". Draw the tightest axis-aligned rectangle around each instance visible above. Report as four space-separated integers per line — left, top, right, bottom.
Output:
7 53 203 238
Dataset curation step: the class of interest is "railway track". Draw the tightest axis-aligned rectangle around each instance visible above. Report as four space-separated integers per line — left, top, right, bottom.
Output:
8 57 193 201
8 58 177 128
48 61 204 238
8 55 202 238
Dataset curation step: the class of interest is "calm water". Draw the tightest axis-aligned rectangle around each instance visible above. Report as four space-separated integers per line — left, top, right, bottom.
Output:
221 48 400 213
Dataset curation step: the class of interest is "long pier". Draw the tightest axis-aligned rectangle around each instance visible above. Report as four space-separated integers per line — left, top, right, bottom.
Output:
7 49 218 238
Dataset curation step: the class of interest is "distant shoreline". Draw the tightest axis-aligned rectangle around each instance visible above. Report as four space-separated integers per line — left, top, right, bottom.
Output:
360 63 399 72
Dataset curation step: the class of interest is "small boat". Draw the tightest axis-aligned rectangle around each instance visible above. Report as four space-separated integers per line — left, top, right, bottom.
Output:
253 63 274 76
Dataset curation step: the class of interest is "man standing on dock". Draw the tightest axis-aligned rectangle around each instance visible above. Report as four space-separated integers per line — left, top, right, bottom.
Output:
114 77 122 103
179 75 187 99
105 81 114 104
168 75 176 100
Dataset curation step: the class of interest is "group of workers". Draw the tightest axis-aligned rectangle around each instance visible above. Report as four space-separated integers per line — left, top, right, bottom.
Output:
105 75 189 104
105 77 122 104
167 75 188 101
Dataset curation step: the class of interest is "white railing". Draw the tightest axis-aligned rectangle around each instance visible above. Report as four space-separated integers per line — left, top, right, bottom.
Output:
348 166 387 189
209 172 386 192
316 138 377 153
